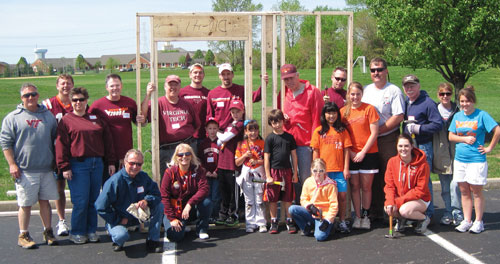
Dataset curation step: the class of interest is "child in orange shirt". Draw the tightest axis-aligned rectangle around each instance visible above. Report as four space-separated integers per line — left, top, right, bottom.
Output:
235 120 267 233
310 102 352 233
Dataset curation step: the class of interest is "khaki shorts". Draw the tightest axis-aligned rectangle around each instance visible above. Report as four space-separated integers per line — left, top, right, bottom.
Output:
16 171 59 207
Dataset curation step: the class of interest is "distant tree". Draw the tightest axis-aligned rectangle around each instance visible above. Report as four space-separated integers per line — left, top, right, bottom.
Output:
48 64 55 75
75 54 87 72
185 53 193 65
94 61 102 73
179 55 186 65
205 50 215 65
273 0 305 48
3 65 11 77
366 0 500 94
209 0 263 67
17 57 29 76
105 58 119 72
193 50 204 59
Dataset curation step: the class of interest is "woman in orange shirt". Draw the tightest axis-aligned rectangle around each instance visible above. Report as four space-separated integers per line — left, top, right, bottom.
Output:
341 82 379 230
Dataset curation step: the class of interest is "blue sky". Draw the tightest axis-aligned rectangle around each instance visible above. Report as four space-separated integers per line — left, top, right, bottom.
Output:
0 0 346 64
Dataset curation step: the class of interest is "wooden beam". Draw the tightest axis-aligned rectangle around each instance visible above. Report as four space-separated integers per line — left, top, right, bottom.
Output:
279 14 286 109
261 15 268 136
315 14 321 89
244 15 253 120
347 12 354 84
135 14 142 151
150 17 160 183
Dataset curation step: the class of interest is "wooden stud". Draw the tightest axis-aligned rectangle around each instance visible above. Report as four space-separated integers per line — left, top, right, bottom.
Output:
135 14 142 151
244 15 252 120
315 14 321 89
150 17 160 183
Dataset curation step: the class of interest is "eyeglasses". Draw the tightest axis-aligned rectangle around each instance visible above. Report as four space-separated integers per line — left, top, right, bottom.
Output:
22 92 38 98
71 98 86 102
439 92 452 97
127 161 143 167
370 67 386 73
177 152 192 157
312 169 325 174
334 77 347 82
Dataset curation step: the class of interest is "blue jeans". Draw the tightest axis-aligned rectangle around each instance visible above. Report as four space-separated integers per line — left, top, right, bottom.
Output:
294 146 312 204
163 198 212 242
207 177 221 219
289 205 333 241
67 157 103 235
438 174 462 218
417 141 434 218
106 203 164 246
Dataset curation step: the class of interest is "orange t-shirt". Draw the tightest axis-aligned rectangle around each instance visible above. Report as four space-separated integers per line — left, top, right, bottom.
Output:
341 103 379 153
310 126 352 172
235 139 265 169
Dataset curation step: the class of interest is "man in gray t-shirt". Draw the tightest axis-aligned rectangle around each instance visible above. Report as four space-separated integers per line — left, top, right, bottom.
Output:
1 83 59 249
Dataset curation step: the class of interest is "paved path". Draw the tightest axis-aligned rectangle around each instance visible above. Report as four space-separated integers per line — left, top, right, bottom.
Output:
1 189 499 264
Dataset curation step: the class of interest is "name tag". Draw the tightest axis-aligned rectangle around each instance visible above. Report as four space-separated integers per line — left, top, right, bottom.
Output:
89 115 97 120
172 123 180 129
217 101 225 108
137 186 144 193
207 157 214 163
123 112 130 118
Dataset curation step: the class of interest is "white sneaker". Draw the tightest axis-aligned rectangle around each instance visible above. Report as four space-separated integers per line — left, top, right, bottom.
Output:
415 216 430 233
69 234 87 244
198 232 209 240
360 216 371 230
246 226 255 233
258 225 267 233
469 221 484 234
352 217 361 229
455 220 473 233
87 232 100 243
56 220 69 236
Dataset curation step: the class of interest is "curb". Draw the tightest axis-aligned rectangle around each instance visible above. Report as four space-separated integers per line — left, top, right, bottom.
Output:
1 179 500 213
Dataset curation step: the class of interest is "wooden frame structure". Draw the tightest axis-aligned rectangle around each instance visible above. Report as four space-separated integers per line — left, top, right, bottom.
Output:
135 11 353 183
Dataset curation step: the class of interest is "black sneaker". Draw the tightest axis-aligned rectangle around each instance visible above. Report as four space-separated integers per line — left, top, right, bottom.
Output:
286 219 297 234
225 216 239 227
302 223 313 236
146 239 162 253
215 216 227 226
269 220 279 234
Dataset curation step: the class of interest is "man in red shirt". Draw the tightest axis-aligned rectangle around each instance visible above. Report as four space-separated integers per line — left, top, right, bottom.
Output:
280 64 324 204
89 74 146 184
42 74 74 237
179 63 210 145
142 75 200 178
322 67 347 108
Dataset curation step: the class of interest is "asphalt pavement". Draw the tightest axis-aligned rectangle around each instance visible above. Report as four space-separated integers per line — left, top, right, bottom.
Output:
1 188 499 264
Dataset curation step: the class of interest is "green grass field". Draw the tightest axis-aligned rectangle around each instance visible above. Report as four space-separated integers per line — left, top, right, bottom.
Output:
0 66 499 200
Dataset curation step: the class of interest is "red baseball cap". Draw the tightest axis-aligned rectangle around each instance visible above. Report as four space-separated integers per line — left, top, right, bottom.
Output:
280 64 297 80
229 99 244 111
165 75 181 84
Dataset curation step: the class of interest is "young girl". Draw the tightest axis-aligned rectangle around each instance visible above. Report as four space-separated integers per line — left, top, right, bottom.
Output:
235 120 267 233
341 82 380 230
310 102 352 233
289 158 338 241
449 86 500 234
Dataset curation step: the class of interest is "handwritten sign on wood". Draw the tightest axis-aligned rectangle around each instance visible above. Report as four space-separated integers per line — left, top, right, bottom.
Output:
153 15 250 38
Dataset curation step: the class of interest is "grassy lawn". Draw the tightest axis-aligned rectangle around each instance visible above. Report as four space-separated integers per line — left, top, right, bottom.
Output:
0 66 499 200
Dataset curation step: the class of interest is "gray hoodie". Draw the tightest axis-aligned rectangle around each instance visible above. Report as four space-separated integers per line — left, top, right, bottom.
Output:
1 103 57 172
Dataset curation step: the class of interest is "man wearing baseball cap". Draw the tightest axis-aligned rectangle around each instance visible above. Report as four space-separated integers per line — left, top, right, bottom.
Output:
141 75 200 178
279 63 324 205
180 63 210 145
206 63 266 131
402 74 442 226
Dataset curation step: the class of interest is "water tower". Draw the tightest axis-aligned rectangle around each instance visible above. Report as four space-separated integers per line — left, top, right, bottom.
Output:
34 48 48 60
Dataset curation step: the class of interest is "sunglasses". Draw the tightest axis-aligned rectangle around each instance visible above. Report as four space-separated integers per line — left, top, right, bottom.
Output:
22 92 38 98
334 77 347 82
439 92 452 97
71 98 86 102
127 161 143 167
370 67 386 73
312 169 325 174
177 152 192 157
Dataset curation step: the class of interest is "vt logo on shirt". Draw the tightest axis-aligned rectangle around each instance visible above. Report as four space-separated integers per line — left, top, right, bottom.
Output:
26 119 42 128
104 107 129 117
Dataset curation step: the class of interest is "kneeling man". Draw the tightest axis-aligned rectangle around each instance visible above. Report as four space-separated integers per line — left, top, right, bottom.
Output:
96 149 163 252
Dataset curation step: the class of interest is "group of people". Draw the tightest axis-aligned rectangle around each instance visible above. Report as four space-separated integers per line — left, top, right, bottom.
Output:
2 58 499 253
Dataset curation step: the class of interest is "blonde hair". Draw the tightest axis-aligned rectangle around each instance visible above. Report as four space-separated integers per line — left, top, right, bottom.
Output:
310 158 326 170
343 81 364 118
437 82 453 93
169 143 201 168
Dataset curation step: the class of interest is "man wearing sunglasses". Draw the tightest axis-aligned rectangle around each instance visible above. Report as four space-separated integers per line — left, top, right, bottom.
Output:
1 83 59 248
322 67 347 108
361 57 405 220
402 74 442 225
96 149 163 253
